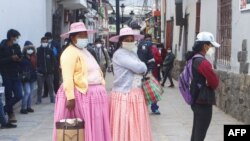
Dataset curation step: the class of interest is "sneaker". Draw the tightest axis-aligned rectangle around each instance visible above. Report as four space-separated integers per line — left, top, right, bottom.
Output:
168 85 174 88
8 113 17 123
27 108 34 113
36 101 41 105
1 122 17 129
152 110 161 115
20 109 28 114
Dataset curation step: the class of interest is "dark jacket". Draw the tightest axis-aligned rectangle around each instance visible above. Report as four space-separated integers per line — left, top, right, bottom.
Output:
21 56 37 82
162 52 175 72
137 41 155 71
36 46 55 75
86 44 98 61
0 39 22 75
49 40 61 69
190 57 219 105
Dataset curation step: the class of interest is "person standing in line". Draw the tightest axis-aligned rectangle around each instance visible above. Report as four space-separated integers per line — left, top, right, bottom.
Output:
53 22 111 141
0 29 23 123
0 67 17 128
36 37 55 104
20 41 37 114
43 32 61 97
161 49 175 87
93 38 111 78
109 27 153 141
188 32 219 141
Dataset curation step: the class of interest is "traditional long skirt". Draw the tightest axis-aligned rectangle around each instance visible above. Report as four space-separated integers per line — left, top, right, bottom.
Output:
53 84 112 141
110 88 153 141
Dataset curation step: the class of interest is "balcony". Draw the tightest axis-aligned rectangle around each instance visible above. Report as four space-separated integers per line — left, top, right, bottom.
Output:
59 0 88 10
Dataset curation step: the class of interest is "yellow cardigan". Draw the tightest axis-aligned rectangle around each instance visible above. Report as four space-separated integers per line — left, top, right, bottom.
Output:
60 45 105 100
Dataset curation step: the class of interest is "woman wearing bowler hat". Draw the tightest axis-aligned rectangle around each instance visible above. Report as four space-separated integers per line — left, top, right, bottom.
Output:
109 27 153 141
53 22 111 141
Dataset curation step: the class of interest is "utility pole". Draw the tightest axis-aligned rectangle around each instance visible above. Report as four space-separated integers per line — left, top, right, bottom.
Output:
115 0 120 35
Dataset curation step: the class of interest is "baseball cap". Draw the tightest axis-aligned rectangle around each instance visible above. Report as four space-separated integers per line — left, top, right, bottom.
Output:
196 32 220 48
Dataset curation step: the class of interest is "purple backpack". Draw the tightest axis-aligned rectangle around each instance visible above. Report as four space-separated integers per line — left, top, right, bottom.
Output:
178 54 204 105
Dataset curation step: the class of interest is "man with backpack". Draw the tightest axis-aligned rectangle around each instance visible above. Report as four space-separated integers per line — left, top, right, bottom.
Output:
137 34 161 115
179 32 219 141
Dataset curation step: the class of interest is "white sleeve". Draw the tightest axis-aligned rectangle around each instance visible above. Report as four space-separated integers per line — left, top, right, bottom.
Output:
114 51 147 74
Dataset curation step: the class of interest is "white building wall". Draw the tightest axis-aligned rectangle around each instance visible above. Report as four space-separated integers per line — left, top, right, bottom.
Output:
166 0 197 61
0 0 52 48
231 0 250 74
166 0 179 58
200 0 218 39
184 0 197 53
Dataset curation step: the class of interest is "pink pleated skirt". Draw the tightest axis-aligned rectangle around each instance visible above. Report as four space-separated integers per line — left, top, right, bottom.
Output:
53 84 111 141
110 88 153 141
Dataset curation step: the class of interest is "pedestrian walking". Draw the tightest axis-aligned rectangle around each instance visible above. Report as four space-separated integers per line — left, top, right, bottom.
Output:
161 49 175 87
0 29 23 123
109 27 153 141
137 34 160 115
20 41 37 114
36 37 55 104
53 22 111 141
188 32 220 141
151 44 163 81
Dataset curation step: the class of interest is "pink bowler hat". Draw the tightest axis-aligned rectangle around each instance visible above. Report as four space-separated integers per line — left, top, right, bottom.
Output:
109 27 144 42
60 22 96 38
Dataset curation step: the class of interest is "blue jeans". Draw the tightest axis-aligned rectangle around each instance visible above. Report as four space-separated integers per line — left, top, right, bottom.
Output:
2 74 23 114
22 82 35 109
151 102 159 112
0 93 7 125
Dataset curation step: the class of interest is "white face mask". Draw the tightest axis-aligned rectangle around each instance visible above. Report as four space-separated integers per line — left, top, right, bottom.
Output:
14 38 19 44
122 42 136 52
206 47 215 57
76 39 88 49
42 43 48 48
27 49 34 55
167 50 171 53
96 43 102 48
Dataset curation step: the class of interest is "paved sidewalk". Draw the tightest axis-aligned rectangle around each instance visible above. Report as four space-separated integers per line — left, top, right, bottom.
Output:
0 72 243 141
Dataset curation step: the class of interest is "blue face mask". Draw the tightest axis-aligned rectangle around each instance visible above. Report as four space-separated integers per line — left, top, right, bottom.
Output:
144 41 152 47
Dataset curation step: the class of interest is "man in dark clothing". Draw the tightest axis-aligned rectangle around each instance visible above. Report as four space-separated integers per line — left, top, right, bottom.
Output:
43 32 61 97
137 35 155 70
86 43 98 61
137 34 161 115
0 29 23 123
161 49 175 87
92 38 111 78
36 37 55 104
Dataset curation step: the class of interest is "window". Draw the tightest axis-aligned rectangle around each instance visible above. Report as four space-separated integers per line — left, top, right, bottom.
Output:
216 0 232 67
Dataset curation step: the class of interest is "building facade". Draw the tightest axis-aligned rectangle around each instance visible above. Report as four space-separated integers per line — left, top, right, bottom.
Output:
163 0 250 123
0 0 53 47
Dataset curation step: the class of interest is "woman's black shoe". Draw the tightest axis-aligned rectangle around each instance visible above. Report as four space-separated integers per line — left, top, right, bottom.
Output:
20 109 28 114
27 108 34 113
1 122 17 129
